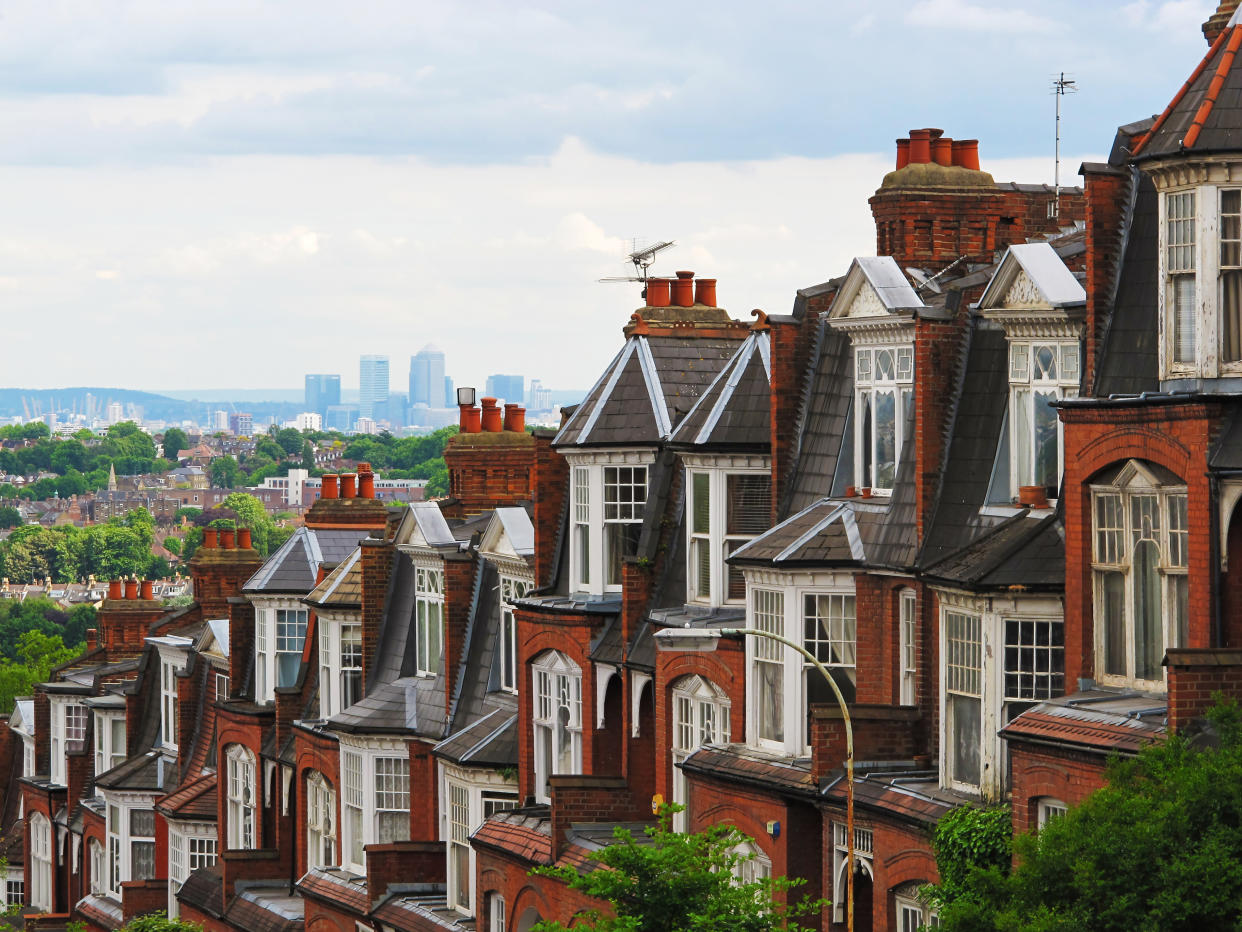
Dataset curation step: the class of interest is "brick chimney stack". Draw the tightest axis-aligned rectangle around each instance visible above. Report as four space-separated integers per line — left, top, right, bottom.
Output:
1205 1 1240 43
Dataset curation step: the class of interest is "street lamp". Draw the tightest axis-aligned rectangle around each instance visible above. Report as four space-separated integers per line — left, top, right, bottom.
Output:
654 624 857 932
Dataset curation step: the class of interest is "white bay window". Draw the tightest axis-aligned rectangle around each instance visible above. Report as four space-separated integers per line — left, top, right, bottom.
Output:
339 738 411 875
225 744 257 850
685 458 772 606
105 795 157 896
532 651 582 802
499 574 531 694
305 770 337 870
167 823 217 916
671 676 730 832
441 765 518 916
566 452 653 596
854 345 912 493
319 616 363 717
49 696 87 786
254 603 309 703
415 565 445 677
1008 341 1078 499
93 710 127 775
29 811 51 911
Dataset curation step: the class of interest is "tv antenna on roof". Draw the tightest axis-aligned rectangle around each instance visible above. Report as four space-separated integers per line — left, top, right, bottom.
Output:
598 239 676 285
1052 72 1078 222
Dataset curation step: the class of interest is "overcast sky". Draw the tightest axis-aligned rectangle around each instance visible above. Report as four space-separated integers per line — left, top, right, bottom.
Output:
0 0 1221 395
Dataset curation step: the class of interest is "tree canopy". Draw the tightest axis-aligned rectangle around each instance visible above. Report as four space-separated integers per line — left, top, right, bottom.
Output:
934 700 1242 932
0 421 170 500
0 508 166 582
530 808 821 932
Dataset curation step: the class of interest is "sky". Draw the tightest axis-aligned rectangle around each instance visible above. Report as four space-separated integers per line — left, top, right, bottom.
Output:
0 0 1224 396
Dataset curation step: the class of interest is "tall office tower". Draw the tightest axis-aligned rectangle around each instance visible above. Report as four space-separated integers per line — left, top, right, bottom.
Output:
359 355 390 421
305 374 341 418
444 376 455 406
409 345 447 408
485 374 524 405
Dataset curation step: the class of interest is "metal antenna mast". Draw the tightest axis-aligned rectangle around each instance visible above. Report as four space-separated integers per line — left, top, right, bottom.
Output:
1053 72 1077 222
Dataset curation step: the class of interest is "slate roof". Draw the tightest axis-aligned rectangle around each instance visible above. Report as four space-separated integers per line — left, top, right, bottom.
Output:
77 893 124 930
177 864 224 918
371 891 465 931
668 331 771 450
554 335 741 447
434 706 518 767
680 745 816 799
328 676 445 738
304 547 362 609
223 887 304 932
94 750 177 792
820 770 963 827
783 320 853 515
923 514 1064 591
157 771 217 821
1134 8 1242 161
1094 169 1160 396
245 526 373 595
977 242 1087 309
1001 689 1167 755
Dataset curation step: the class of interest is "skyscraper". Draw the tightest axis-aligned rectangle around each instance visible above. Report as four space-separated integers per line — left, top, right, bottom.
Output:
409 345 447 408
359 355 390 421
485 374 524 405
305 374 341 418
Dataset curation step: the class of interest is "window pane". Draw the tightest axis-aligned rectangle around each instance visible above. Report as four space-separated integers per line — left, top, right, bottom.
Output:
692 537 711 599
1102 570 1126 676
1015 388 1033 488
1034 389 1060 493
949 694 981 786
1134 540 1163 680
726 474 772 535
605 522 640 586
691 472 710 535
874 390 896 489
859 392 872 486
1173 574 1190 648
1171 274 1196 364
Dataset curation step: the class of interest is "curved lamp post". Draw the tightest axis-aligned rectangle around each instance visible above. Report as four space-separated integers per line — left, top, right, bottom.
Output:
653 624 856 932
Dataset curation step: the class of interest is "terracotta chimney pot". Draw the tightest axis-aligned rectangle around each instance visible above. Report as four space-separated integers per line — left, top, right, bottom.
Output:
238 527 253 550
481 397 503 432
646 278 671 308
694 278 717 307
932 137 953 166
341 474 357 499
203 528 218 549
461 406 482 433
673 271 695 308
321 475 339 500
124 579 139 600
108 579 123 600
896 138 911 170
909 129 931 164
140 580 154 601
221 528 236 549
359 471 375 499
953 139 980 171
503 404 526 433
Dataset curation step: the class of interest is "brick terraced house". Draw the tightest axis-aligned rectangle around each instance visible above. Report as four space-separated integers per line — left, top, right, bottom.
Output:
8 5 1242 932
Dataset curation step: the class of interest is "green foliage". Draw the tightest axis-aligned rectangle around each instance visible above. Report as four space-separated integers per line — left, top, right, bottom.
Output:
530 808 822 932
161 428 190 460
0 507 159 582
221 492 281 556
163 536 182 557
0 421 165 496
119 914 203 932
210 455 242 489
936 700 1242 931
0 628 83 714
925 804 1012 918
173 506 201 524
0 506 21 528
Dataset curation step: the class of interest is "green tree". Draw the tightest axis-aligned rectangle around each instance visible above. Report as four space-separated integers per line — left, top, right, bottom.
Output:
0 629 82 714
210 455 242 489
0 506 21 529
935 700 1242 932
50 440 89 475
173 506 202 524
221 492 280 556
301 439 315 471
162 428 190 460
531 808 821 932
119 914 203 932
275 427 303 455
163 536 182 557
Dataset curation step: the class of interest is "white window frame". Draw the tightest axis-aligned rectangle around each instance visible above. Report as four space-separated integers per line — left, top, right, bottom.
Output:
565 451 654 596
853 344 913 494
896 893 940 931
254 601 309 703
671 676 730 832
158 649 187 751
943 609 983 794
1007 340 1079 499
899 589 917 705
305 770 338 870
415 564 445 677
319 615 363 718
744 569 858 757
1037 797 1068 828
684 457 772 607
167 821 217 917
532 650 583 803
89 837 105 896
93 710 127 776
832 822 875 924
489 892 507 932
5 866 23 909
225 744 257 850
1090 461 1189 689
29 811 51 911
440 763 519 917
49 696 87 786
339 737 412 875
731 840 772 885
499 574 531 694
104 791 158 897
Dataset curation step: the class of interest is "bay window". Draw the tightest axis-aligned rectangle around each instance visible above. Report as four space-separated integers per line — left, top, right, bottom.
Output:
93 711 127 775
803 592 857 722
254 604 309 702
441 766 519 916
1092 461 1188 687
855 345 912 493
306 771 337 870
499 575 531 694
168 824 217 916
106 798 156 896
686 462 772 606
532 651 582 802
29 811 51 911
671 676 730 832
566 454 653 595
415 565 445 677
944 610 983 790
751 589 785 747
319 617 363 717
49 697 87 785
339 739 411 875
1167 189 1197 366
225 744 256 850
1008 341 1078 499
899 589 917 705
161 655 181 750
90 838 105 896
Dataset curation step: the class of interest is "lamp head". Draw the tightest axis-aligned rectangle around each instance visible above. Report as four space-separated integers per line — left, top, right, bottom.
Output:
653 625 724 653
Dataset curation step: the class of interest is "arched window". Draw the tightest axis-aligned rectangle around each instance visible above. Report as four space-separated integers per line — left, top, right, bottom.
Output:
670 676 730 832
731 839 771 885
225 745 257 850
89 838 104 896
29 811 51 911
1091 460 1189 685
532 651 582 803
306 771 337 870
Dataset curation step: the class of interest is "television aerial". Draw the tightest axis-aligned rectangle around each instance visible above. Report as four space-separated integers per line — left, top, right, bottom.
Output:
598 240 676 284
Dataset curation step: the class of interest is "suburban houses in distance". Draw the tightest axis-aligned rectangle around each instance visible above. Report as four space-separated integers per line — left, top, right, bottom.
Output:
9 3 1242 932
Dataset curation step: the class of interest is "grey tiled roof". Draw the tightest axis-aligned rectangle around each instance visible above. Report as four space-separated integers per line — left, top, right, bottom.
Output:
784 322 853 516
1094 169 1159 396
433 706 518 767
244 526 373 595
924 514 1064 591
94 750 177 792
328 676 446 738
731 499 890 567
669 332 771 450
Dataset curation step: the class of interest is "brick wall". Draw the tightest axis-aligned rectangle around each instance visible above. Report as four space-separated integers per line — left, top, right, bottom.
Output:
365 840 445 896
914 315 968 539
443 554 476 712
548 775 646 859
531 429 569 590
226 596 256 692
359 537 394 689
1081 166 1129 394
810 705 923 782
769 308 823 520
444 431 536 516
1008 739 1112 835
1166 648 1242 730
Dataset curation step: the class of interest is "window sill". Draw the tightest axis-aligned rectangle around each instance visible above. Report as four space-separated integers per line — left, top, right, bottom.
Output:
979 504 1057 519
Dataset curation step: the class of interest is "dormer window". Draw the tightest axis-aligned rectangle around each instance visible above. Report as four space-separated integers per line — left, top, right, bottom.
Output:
855 346 912 493
686 461 772 606
566 453 653 595
1222 189 1242 363
1167 190 1197 366
1008 341 1079 499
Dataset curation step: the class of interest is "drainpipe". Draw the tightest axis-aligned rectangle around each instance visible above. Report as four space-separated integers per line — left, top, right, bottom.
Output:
1211 472 1223 647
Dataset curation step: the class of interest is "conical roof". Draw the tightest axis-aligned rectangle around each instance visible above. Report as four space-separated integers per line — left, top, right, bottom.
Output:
1134 6 1242 160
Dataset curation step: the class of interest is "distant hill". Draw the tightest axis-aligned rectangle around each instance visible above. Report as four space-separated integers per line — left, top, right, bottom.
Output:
0 387 305 425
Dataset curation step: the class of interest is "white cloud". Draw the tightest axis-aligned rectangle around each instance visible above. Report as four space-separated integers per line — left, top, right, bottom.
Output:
1123 0 1213 35
905 0 1055 33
